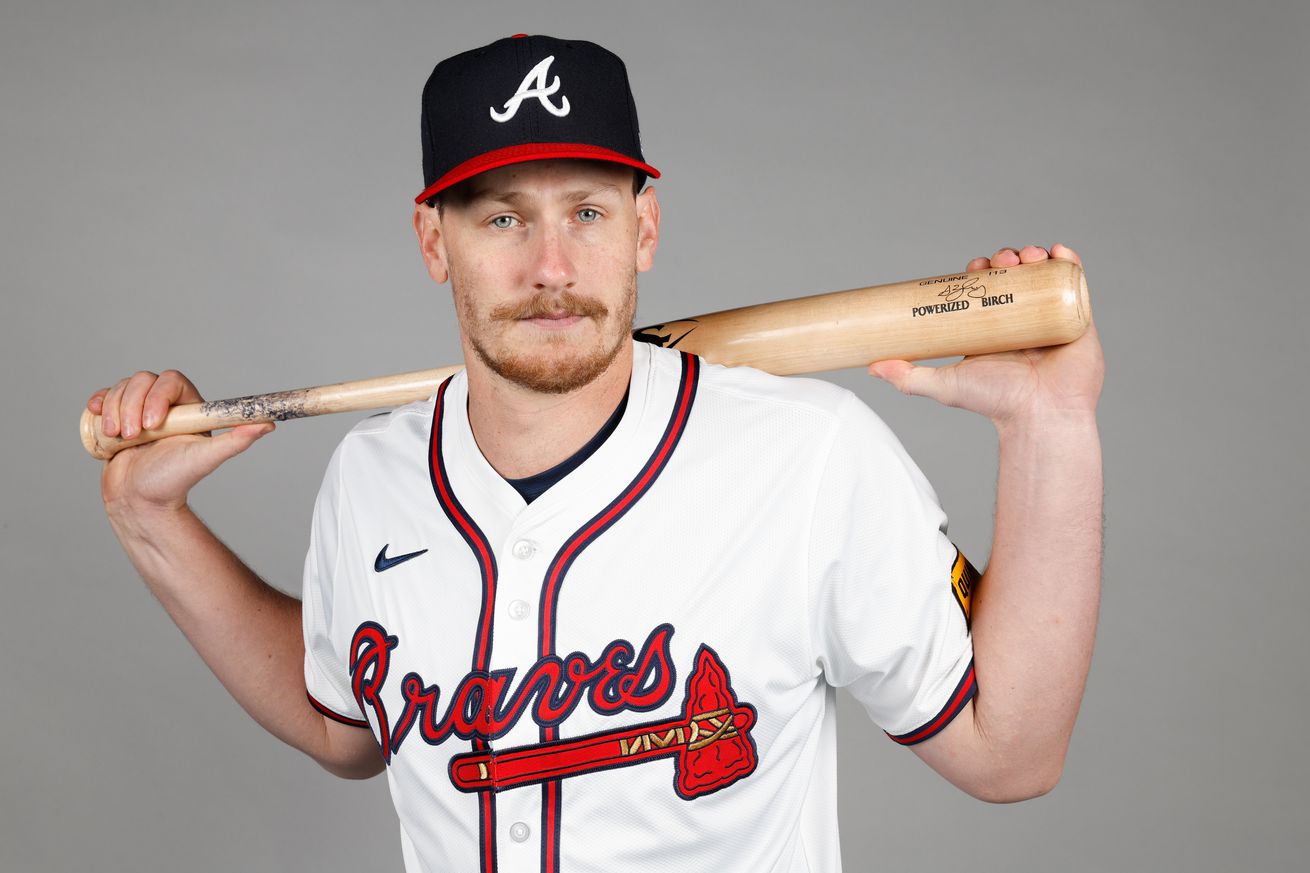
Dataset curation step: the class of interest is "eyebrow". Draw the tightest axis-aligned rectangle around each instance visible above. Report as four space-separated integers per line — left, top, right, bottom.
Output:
469 183 624 207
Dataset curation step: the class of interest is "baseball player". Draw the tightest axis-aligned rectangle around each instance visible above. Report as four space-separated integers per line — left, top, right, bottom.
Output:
89 35 1103 873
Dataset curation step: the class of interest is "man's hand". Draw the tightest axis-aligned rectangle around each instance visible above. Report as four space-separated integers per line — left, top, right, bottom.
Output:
871 245 1104 801
868 244 1103 427
88 372 379 778
88 369 274 515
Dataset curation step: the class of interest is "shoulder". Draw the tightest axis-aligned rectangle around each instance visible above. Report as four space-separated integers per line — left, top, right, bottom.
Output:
655 348 917 474
343 392 435 447
343 394 436 441
649 346 880 440
646 345 854 419
319 388 440 484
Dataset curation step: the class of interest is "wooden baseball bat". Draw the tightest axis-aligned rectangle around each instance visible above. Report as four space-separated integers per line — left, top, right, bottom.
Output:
80 258 1089 459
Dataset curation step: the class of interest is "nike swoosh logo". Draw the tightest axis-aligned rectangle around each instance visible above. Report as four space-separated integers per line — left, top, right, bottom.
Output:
374 545 429 572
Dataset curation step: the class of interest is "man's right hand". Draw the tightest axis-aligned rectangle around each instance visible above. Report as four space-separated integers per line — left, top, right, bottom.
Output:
88 369 274 515
87 371 381 779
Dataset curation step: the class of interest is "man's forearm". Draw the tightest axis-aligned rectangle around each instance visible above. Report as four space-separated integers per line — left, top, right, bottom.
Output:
107 505 338 764
969 409 1103 790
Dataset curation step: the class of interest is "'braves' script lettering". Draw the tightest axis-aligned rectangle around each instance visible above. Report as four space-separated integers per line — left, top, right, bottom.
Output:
349 622 677 763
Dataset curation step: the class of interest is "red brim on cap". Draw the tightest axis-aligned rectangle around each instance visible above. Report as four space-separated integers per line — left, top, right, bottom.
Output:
414 142 660 203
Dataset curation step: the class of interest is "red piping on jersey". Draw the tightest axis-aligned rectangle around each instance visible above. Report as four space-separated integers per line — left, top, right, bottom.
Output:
431 378 498 674
887 659 977 746
480 792 497 873
426 356 700 873
543 779 560 871
536 352 701 873
306 691 370 729
429 376 501 873
538 354 700 660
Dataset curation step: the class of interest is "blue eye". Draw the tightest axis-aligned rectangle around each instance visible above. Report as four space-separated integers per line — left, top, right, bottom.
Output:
577 208 600 223
491 215 516 229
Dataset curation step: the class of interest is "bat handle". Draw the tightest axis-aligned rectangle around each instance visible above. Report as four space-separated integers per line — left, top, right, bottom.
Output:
80 403 243 460
80 366 462 460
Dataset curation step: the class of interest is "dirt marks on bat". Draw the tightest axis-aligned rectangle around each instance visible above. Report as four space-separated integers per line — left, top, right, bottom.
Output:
200 389 312 422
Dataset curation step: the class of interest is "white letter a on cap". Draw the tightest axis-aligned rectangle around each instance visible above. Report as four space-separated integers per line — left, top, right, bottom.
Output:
490 56 571 123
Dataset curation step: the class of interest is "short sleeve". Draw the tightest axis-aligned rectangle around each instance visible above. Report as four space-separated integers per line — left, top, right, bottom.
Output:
301 442 369 727
807 393 976 744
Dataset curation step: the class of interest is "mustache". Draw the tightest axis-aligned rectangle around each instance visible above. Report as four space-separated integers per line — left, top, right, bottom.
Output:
492 291 610 321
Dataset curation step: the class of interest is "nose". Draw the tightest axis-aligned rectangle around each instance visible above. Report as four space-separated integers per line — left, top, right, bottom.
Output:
529 224 577 293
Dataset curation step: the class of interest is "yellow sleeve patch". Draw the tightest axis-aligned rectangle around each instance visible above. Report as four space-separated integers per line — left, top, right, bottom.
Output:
951 548 980 630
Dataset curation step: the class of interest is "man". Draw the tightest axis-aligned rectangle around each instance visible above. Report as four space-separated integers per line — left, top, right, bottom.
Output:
89 34 1102 873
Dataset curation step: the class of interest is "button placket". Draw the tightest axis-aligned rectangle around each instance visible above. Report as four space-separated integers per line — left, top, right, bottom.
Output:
490 532 545 705
504 536 537 623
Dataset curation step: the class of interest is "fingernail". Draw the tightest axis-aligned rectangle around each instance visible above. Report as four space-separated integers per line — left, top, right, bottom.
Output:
143 412 156 429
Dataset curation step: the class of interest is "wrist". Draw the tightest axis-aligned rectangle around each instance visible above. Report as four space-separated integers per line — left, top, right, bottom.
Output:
104 497 194 543
993 402 1099 442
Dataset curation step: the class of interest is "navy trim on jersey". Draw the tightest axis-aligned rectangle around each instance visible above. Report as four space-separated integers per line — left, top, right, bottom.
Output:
542 780 560 873
886 658 977 746
479 791 497 873
537 354 700 661
506 386 629 504
430 378 500 676
306 691 371 729
429 376 501 873
535 352 701 873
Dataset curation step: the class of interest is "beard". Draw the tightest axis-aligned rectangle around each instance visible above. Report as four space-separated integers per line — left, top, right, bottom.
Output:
459 278 638 395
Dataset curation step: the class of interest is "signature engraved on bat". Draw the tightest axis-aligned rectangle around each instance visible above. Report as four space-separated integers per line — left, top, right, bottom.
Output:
200 389 312 422
633 319 700 349
937 277 988 302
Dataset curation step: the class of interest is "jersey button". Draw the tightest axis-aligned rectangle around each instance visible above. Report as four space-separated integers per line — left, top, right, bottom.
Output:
512 539 536 559
509 821 531 843
508 599 531 620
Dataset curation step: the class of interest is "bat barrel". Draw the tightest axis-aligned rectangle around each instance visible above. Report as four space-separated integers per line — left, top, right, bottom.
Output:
644 258 1089 374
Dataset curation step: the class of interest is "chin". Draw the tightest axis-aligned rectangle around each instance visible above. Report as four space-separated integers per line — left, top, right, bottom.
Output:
476 336 625 395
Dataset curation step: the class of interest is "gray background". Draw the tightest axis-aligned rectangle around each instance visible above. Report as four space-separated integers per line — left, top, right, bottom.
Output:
3 0 1307 870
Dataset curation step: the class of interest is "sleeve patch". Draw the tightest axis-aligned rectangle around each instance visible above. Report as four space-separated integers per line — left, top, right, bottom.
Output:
951 547 979 630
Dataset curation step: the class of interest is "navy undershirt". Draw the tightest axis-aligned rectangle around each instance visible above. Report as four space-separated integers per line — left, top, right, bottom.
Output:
504 387 630 504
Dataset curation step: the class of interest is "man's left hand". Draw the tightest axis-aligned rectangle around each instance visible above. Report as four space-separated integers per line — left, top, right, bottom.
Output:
868 244 1104 428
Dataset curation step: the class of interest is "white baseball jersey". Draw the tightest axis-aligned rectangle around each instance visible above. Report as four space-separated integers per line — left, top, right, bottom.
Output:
302 341 977 873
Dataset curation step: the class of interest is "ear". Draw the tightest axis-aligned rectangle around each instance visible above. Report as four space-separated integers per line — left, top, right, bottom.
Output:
413 203 450 284
634 186 661 273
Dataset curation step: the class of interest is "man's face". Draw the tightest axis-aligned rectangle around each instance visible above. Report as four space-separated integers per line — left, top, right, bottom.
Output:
417 159 660 395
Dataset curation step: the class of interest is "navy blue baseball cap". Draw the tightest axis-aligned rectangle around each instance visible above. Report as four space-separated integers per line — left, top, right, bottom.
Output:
415 34 661 204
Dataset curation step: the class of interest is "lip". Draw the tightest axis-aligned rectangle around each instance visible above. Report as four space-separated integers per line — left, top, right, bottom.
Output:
522 314 585 329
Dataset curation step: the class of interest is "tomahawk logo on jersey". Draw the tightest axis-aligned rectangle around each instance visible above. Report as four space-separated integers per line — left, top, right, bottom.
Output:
344 619 760 798
302 343 976 873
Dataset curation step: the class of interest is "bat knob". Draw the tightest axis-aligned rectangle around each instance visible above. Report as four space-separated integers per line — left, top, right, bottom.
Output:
80 408 113 460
